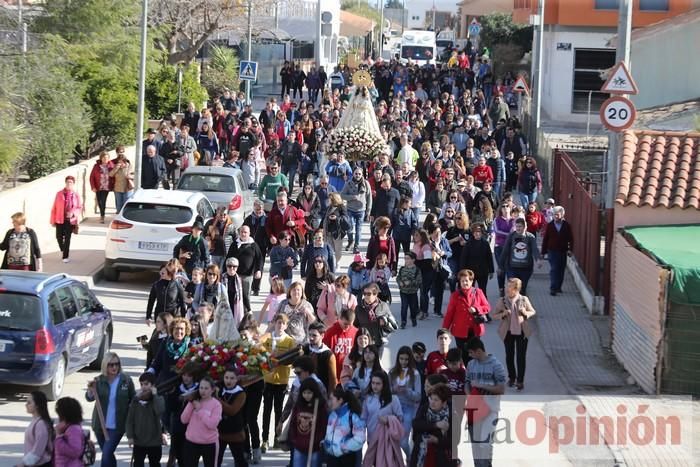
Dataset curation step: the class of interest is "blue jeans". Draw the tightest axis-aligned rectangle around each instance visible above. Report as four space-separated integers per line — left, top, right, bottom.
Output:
400 292 419 324
494 245 506 291
114 191 132 214
284 165 297 189
96 428 123 467
506 268 533 296
347 209 364 247
400 404 417 457
519 190 538 208
292 448 321 467
548 250 567 292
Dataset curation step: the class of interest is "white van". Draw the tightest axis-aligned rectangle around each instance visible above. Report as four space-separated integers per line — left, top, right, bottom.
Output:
400 30 437 66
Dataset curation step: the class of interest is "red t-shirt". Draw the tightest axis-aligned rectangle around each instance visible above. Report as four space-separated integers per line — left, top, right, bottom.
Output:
425 350 449 376
440 367 467 395
323 323 358 385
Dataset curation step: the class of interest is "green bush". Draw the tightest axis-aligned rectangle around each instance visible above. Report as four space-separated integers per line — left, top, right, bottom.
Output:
146 62 208 119
201 44 240 98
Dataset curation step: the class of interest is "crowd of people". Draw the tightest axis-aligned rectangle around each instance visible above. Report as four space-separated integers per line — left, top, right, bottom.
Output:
10 44 578 467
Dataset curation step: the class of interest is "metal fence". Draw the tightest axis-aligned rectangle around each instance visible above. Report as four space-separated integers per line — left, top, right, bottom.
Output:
552 150 604 296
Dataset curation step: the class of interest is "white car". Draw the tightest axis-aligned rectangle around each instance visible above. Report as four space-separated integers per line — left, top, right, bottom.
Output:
103 189 214 281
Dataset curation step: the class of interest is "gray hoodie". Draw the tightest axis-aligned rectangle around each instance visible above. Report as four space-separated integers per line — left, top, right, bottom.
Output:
340 177 372 213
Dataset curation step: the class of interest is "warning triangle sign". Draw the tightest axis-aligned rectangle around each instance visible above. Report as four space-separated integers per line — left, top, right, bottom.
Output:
241 64 255 79
512 76 529 95
601 62 638 95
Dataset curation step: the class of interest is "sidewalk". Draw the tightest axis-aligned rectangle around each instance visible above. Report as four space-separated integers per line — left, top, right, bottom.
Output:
524 262 639 395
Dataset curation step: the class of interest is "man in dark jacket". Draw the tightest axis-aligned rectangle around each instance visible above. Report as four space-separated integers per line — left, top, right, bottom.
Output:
541 206 574 296
278 132 302 189
498 218 540 296
226 225 263 312
141 144 166 189
243 201 268 295
459 223 495 296
173 219 210 277
353 283 393 350
370 176 400 222
231 119 259 160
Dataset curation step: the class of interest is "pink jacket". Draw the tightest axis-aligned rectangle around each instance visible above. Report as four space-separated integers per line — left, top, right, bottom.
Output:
362 415 405 467
317 289 357 327
53 423 84 467
181 398 222 445
50 190 82 225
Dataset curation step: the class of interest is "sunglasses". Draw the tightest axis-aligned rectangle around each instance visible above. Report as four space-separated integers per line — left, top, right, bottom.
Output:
363 292 376 296
227 265 237 268
108 362 120 368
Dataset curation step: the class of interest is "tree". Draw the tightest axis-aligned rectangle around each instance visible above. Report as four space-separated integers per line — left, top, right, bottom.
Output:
146 61 209 118
384 0 403 8
149 0 279 65
201 44 240 98
33 0 140 41
0 72 28 177
479 12 533 53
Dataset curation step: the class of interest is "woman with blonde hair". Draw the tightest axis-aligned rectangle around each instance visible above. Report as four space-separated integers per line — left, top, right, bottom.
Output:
86 352 136 467
1 212 42 271
317 274 357 327
490 278 536 390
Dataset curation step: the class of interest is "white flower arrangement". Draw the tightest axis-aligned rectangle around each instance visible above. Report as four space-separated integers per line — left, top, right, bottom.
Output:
328 126 386 161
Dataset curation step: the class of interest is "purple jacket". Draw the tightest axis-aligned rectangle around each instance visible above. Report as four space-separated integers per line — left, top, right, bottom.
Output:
494 216 514 247
53 423 84 467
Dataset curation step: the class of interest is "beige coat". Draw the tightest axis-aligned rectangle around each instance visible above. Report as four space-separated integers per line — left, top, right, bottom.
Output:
490 294 536 340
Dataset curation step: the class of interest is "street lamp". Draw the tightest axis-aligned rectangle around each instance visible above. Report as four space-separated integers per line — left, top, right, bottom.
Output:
133 0 149 190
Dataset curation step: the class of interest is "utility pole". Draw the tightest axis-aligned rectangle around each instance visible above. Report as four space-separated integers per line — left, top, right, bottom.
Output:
315 0 322 66
530 0 545 158
378 1 385 57
605 0 633 209
246 0 253 104
134 0 149 190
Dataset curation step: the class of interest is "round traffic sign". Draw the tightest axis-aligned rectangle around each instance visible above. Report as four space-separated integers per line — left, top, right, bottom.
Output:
600 96 636 132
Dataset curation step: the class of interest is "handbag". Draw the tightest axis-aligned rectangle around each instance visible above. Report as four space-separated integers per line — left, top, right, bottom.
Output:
72 224 80 235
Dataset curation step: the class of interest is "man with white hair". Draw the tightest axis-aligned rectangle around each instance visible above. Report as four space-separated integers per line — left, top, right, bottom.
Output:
541 206 574 296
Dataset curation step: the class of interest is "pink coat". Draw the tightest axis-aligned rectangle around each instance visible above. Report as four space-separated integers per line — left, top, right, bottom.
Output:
53 423 84 467
317 288 358 327
50 190 82 225
363 415 405 467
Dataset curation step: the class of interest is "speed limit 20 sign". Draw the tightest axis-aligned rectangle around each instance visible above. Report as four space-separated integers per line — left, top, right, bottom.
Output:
600 96 636 132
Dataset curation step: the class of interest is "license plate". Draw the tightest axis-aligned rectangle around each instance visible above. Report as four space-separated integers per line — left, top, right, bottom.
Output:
138 241 168 251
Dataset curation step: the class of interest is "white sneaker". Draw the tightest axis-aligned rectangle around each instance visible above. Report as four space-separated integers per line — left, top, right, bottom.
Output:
62 258 70 263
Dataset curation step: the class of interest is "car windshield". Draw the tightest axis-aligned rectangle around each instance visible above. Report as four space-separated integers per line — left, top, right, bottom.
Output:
0 294 42 331
402 46 434 61
122 202 193 225
177 174 237 193
436 40 453 48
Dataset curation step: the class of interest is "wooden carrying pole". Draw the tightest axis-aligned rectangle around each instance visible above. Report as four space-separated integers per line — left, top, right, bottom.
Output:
91 381 109 440
307 398 320 467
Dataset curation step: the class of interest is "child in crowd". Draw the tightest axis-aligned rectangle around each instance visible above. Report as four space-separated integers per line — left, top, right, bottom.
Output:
426 328 452 376
145 312 172 369
288 379 328 467
188 314 207 345
440 348 467 396
368 252 392 303
389 346 423 457
180 376 222 467
166 363 199 467
258 277 287 328
260 314 296 453
347 254 369 300
397 251 422 328
543 198 555 224
126 372 165 467
361 371 404 467
269 232 298 289
351 345 383 402
184 267 203 317
218 368 248 467
412 341 427 395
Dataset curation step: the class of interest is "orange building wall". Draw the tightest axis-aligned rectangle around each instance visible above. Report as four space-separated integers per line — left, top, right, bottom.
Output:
513 0 692 26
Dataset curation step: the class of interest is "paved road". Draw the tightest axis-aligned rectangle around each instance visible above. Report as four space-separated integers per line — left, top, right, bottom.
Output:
0 220 571 466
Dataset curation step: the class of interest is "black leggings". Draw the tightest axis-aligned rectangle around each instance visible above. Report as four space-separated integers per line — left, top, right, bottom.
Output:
132 445 162 467
325 451 360 467
183 440 216 467
218 439 248 467
55 222 73 259
455 331 476 366
96 190 109 217
262 383 287 444
245 380 265 451
504 332 529 383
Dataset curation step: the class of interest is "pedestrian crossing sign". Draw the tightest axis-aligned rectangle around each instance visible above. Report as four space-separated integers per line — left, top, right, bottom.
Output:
239 61 258 81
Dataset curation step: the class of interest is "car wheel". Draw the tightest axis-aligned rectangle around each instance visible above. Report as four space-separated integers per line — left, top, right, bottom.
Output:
42 355 66 401
90 330 111 370
103 263 120 282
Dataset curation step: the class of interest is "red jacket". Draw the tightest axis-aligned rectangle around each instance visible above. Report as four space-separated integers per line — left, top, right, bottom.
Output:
525 210 545 234
472 165 494 185
442 287 490 339
265 204 307 246
89 161 115 192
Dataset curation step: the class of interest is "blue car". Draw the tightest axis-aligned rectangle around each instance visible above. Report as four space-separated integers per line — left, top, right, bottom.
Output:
0 272 112 400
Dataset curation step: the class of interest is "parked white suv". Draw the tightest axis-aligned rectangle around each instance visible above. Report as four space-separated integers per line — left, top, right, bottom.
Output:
103 189 214 281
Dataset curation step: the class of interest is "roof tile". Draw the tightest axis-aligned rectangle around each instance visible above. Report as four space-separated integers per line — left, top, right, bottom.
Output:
616 130 700 210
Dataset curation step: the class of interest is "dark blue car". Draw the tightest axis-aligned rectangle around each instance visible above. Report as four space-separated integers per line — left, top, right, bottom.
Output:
0 272 112 400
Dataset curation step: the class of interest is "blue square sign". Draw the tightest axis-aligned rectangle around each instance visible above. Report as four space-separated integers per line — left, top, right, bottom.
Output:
240 61 258 81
